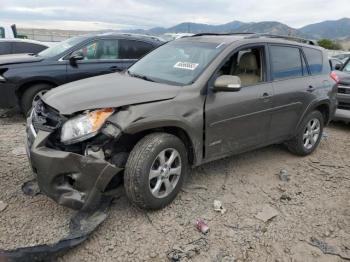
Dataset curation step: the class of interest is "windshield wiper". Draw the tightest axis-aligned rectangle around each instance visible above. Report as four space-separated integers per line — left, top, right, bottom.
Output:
128 70 155 82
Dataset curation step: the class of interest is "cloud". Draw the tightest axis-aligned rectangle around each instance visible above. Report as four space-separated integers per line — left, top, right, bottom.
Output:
0 0 349 30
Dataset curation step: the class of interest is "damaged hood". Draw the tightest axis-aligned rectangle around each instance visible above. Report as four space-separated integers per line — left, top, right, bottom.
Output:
0 53 43 66
43 73 182 115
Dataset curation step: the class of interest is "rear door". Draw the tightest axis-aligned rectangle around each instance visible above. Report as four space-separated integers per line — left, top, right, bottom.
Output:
268 45 315 141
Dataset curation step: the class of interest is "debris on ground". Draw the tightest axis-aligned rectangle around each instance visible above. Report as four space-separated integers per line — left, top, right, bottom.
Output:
196 219 210 234
11 146 26 156
0 201 8 212
280 194 292 202
322 131 329 140
278 169 290 182
213 200 226 214
255 205 279 222
308 237 350 260
22 179 41 196
167 238 209 261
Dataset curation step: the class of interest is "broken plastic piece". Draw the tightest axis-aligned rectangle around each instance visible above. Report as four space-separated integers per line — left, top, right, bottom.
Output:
0 195 113 262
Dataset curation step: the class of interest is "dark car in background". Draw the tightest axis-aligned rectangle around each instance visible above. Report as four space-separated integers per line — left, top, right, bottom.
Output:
333 58 350 122
0 39 49 55
0 33 164 114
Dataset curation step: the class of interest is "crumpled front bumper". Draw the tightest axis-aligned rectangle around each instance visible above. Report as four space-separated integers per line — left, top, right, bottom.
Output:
26 129 122 210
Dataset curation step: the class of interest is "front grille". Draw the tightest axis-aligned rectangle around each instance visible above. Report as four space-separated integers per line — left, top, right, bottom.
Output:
32 100 63 132
338 85 350 95
338 102 350 110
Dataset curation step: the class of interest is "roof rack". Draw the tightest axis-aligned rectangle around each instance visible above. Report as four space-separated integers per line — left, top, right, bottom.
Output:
190 32 318 46
191 32 256 37
244 33 318 46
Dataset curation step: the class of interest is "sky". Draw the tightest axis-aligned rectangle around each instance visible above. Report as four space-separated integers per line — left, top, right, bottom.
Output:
0 0 348 31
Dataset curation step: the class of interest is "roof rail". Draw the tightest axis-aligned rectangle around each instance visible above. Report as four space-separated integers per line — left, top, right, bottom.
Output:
189 32 318 46
191 32 256 37
244 33 318 46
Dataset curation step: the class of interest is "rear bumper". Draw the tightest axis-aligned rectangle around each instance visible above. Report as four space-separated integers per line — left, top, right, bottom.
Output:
0 82 18 108
26 130 122 210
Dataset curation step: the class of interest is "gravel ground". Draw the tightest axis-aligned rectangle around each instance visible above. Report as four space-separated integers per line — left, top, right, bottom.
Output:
0 109 349 262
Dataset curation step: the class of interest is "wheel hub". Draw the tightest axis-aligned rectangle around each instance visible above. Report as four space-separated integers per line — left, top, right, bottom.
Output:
149 148 182 198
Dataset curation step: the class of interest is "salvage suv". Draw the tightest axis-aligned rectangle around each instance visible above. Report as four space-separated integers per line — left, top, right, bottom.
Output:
26 33 337 211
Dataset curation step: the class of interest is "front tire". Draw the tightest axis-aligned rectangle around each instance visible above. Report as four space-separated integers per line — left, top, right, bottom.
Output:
124 133 188 210
287 110 324 156
20 84 52 116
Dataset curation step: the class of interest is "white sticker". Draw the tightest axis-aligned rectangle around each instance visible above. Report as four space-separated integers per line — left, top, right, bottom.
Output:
174 61 199 71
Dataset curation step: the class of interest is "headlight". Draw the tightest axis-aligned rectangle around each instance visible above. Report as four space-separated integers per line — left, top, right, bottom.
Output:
0 75 6 82
61 108 114 145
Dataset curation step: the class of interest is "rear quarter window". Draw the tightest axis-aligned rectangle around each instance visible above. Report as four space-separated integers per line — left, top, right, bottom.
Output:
270 45 303 80
303 47 323 75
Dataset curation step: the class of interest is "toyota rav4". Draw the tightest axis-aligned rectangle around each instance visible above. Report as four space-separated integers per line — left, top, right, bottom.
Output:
26 34 338 211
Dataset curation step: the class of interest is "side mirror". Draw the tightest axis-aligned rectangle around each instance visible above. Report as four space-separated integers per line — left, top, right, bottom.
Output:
213 75 241 92
335 63 343 70
69 51 84 65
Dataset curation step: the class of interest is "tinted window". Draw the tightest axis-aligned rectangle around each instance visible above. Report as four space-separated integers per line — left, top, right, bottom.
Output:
75 40 120 60
0 42 12 55
270 46 303 80
0 27 4 38
12 42 47 54
119 40 154 59
303 47 323 74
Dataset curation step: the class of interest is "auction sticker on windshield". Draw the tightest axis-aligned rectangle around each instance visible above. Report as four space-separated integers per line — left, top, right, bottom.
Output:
174 62 199 70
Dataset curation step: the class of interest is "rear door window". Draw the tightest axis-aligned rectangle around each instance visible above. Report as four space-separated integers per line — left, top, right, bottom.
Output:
270 45 303 80
0 42 12 55
119 40 154 59
303 47 323 74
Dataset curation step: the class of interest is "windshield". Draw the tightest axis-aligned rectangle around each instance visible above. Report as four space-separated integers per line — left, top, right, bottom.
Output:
128 40 226 85
38 36 86 58
343 59 350 73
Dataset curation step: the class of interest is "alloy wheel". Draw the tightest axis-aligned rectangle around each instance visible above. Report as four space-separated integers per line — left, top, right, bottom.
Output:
149 148 182 198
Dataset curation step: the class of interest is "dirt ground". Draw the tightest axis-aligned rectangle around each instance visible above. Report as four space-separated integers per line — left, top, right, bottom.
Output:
0 109 349 262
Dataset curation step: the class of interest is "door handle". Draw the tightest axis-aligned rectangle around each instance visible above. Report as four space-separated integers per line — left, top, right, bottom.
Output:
307 85 316 92
261 92 272 99
109 66 122 72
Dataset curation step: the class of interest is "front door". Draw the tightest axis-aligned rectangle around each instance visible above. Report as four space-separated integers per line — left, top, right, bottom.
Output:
205 45 274 159
66 39 134 83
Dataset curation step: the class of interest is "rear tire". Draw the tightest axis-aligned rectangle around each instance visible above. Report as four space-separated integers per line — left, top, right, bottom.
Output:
124 133 188 210
20 84 52 116
286 110 324 156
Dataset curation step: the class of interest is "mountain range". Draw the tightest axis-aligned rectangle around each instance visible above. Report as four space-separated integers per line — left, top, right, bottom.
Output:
124 18 350 40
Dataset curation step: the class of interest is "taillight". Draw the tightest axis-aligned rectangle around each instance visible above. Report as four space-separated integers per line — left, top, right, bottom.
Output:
330 71 339 84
